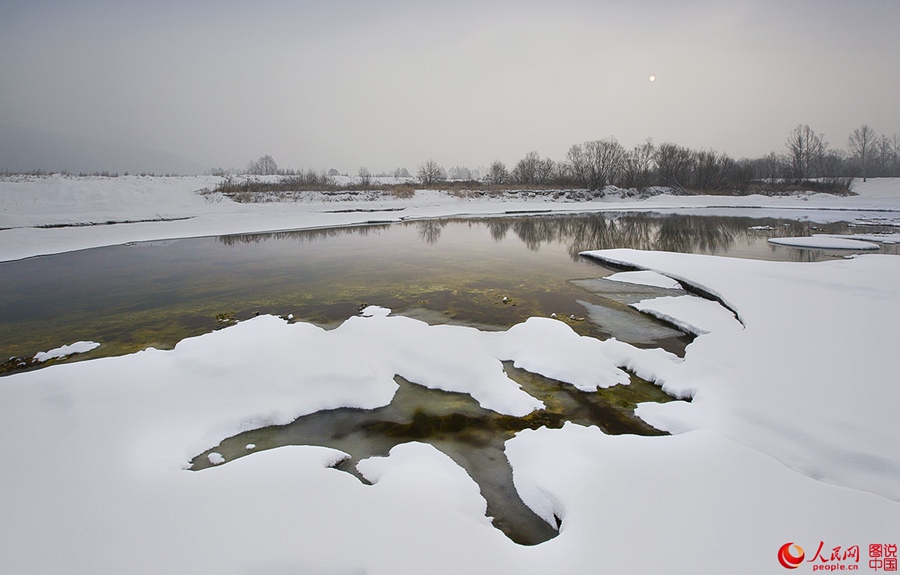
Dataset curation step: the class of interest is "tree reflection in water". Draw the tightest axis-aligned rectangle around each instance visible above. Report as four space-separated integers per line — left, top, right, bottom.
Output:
400 213 874 261
3 212 890 372
216 212 890 263
416 219 448 245
217 223 392 246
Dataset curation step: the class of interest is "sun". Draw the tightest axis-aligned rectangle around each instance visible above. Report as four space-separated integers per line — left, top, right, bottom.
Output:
649 75 656 82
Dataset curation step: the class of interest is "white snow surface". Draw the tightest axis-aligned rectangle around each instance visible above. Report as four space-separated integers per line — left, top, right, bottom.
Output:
2 175 900 573
581 249 900 501
768 234 881 250
3 299 898 573
32 340 100 362
605 270 682 289
631 294 737 335
821 232 900 244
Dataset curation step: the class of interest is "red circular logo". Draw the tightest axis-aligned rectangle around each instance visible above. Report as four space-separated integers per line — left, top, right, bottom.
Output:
778 542 805 569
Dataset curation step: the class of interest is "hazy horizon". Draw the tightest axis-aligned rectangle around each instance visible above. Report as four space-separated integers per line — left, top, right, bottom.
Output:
2 0 898 174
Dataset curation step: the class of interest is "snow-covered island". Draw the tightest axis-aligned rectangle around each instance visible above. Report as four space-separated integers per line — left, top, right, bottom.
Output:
1 175 899 574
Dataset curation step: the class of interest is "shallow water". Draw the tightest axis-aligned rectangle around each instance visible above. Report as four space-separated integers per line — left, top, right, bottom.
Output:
190 366 677 545
1 212 887 365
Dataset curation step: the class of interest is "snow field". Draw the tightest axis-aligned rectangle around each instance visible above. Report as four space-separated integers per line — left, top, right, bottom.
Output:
1 175 899 573
2 175 899 262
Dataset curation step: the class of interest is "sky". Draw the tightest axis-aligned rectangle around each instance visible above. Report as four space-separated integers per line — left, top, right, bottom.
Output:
1 0 899 173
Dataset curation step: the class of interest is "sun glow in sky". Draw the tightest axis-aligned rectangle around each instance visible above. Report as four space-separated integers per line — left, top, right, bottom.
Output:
1 0 898 172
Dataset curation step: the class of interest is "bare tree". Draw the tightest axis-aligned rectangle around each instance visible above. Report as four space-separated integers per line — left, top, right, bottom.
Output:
654 143 694 189
584 138 626 189
417 159 445 186
535 156 557 184
509 152 557 185
819 150 852 192
446 165 473 180
847 124 877 181
875 135 892 177
692 150 733 192
247 154 278 175
784 124 826 182
486 160 509 185
621 139 655 190
511 151 541 185
357 166 372 188
759 152 784 183
893 134 900 177
563 137 626 190
730 158 757 193
565 144 591 188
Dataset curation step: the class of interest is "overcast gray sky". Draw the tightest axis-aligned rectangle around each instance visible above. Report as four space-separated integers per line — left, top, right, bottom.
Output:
2 0 898 173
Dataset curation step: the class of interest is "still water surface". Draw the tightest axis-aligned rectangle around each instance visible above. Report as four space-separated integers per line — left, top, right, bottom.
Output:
0 212 888 363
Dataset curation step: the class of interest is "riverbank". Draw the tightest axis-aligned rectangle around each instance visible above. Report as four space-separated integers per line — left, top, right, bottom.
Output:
2 174 898 262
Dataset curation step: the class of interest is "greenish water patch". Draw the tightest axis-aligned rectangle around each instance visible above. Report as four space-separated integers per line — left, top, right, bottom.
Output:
190 366 679 546
1 212 886 372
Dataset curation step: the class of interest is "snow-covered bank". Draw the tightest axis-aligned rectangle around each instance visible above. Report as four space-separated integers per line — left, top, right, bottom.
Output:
581 249 900 501
1 174 899 262
2 252 899 573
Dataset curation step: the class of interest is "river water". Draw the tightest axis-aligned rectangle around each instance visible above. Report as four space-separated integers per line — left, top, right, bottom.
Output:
2 212 887 363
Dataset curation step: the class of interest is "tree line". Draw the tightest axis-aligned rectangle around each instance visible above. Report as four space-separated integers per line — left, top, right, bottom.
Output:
433 124 897 194
225 123 899 195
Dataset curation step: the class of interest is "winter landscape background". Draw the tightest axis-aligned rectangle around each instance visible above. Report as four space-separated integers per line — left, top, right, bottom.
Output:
2 1 899 573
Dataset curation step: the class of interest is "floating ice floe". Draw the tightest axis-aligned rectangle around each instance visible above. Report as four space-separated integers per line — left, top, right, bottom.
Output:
767 234 880 250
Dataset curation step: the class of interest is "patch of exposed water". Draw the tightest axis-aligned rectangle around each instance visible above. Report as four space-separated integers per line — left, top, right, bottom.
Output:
190 364 680 545
4 212 887 371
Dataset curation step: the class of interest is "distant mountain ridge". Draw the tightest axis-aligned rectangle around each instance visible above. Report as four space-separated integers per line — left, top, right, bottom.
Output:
0 123 208 175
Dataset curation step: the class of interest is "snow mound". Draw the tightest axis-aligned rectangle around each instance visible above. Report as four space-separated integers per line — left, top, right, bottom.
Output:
605 270 681 289
357 442 490 523
631 294 741 336
582 248 900 502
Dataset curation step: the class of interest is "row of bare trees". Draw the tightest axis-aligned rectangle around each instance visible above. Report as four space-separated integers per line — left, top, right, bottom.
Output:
227 123 899 195
417 124 899 193
845 124 899 181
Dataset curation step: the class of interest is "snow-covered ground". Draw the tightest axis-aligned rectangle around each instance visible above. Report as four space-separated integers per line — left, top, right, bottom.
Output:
1 176 899 573
1 174 899 262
